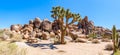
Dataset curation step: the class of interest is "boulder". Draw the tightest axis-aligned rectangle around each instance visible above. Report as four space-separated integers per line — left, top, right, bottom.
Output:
10 24 22 32
77 34 86 38
41 19 52 32
29 20 33 24
36 32 42 38
27 37 38 43
101 38 111 42
23 34 29 39
50 31 55 38
22 24 32 33
31 31 36 38
33 17 41 28
105 44 113 51
92 39 100 44
69 31 78 40
41 32 50 40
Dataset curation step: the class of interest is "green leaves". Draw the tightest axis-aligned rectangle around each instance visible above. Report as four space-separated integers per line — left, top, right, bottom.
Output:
66 9 72 19
51 6 81 24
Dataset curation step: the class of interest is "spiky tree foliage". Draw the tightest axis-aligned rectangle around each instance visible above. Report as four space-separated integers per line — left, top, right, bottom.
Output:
51 6 81 44
112 25 119 53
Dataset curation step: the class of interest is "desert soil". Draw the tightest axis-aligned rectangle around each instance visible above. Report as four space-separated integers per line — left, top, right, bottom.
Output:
16 40 113 55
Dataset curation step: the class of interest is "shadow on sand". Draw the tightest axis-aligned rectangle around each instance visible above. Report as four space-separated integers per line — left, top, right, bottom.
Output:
25 42 58 50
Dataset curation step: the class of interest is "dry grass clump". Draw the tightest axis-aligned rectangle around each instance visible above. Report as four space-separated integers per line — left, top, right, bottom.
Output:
0 29 23 42
0 41 26 55
105 44 113 51
92 39 100 44
88 33 97 39
10 33 23 42
0 29 11 41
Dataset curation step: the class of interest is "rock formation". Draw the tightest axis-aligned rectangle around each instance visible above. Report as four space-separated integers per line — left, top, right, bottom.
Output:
9 16 111 43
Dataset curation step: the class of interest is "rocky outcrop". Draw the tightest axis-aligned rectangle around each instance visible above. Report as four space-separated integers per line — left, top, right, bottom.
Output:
9 16 112 43
77 16 94 35
10 24 22 33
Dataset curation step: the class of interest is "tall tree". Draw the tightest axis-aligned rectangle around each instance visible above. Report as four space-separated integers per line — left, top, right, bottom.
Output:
51 6 81 44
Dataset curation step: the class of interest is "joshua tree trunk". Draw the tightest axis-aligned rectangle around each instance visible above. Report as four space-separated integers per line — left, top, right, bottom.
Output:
61 29 65 44
60 19 65 44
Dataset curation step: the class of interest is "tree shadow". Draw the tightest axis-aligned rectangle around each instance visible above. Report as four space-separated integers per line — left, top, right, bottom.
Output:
104 48 113 51
25 42 58 50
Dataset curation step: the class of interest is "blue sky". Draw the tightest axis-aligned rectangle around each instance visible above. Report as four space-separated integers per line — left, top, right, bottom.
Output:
0 0 120 29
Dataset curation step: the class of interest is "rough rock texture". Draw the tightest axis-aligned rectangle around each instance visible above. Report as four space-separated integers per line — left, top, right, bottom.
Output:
105 44 113 51
41 19 52 32
41 32 50 40
33 17 41 28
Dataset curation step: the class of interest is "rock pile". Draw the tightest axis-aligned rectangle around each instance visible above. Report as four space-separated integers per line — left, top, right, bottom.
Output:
10 16 111 43
77 16 94 35
10 17 53 43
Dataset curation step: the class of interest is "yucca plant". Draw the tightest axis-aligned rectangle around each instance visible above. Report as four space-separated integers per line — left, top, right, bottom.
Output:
112 25 119 53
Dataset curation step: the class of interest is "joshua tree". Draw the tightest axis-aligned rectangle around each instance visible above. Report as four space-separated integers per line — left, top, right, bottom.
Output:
51 6 81 44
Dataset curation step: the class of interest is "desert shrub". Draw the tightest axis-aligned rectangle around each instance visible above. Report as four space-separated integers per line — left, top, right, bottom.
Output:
0 29 23 42
0 30 10 41
0 41 26 55
88 32 97 39
114 50 120 55
105 44 113 51
53 35 61 44
10 33 23 42
102 33 112 39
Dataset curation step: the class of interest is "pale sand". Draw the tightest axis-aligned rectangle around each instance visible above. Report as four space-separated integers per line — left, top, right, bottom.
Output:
16 40 113 55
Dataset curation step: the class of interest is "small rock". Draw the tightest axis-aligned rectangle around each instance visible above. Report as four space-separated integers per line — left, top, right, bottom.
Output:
101 38 111 42
75 38 87 43
92 39 100 44
105 44 113 51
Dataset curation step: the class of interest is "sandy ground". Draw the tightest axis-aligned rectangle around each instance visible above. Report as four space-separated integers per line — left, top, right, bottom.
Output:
16 40 113 55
